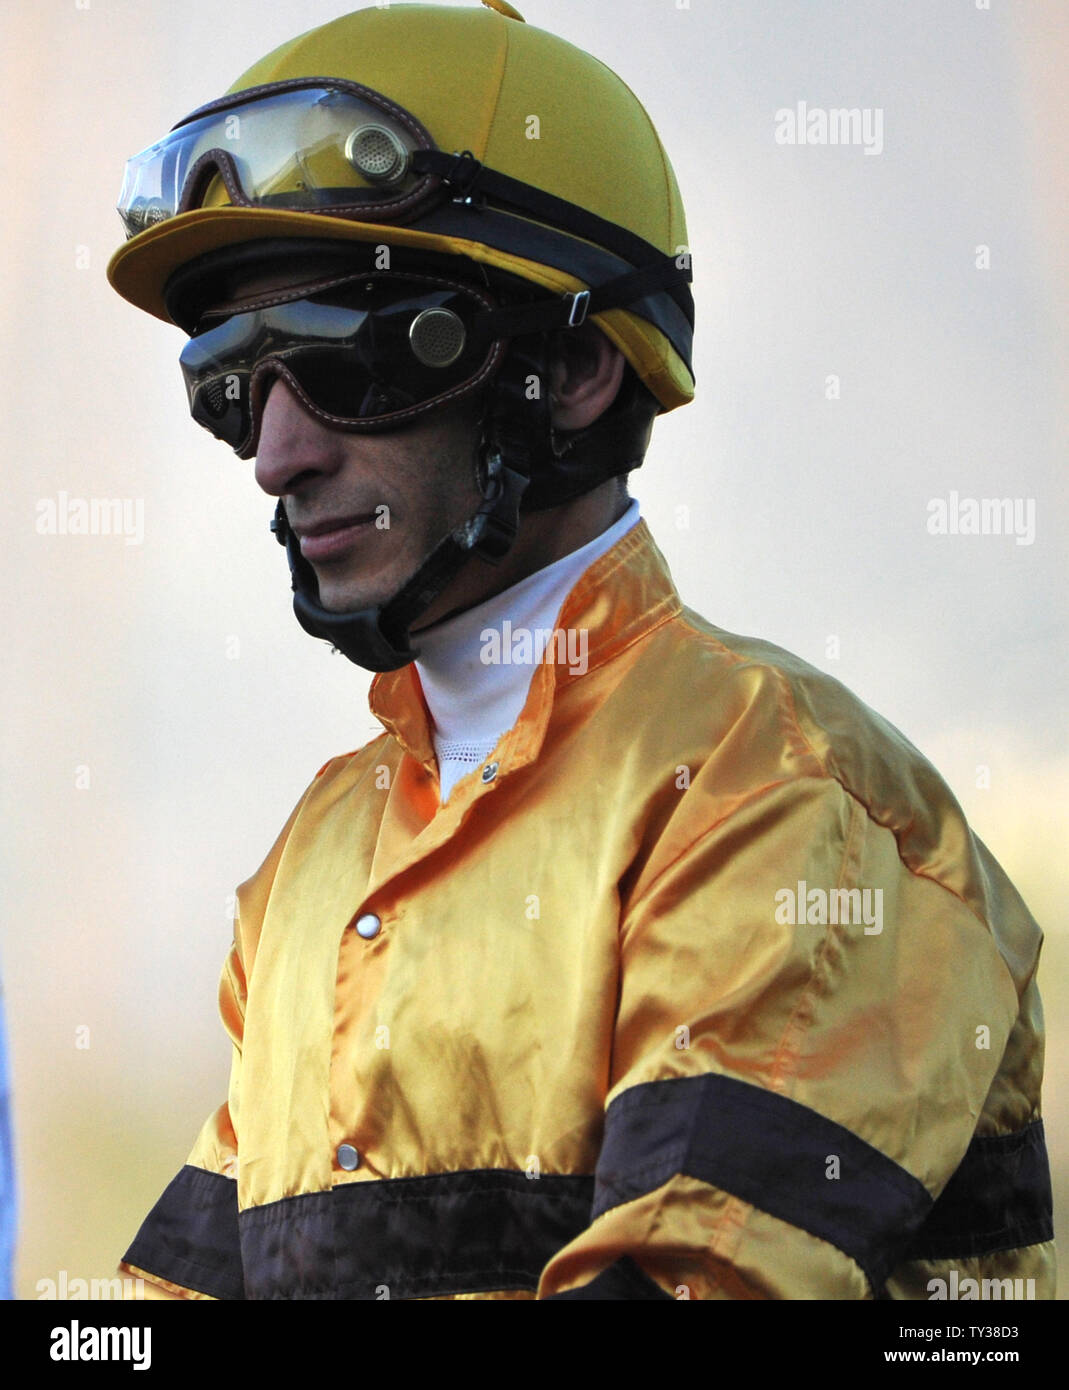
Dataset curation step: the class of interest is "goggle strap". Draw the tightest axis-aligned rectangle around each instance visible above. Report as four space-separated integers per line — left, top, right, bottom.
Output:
474 256 692 344
411 149 694 327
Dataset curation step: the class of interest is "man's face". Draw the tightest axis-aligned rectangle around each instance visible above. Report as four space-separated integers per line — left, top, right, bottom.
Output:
207 261 487 616
193 254 627 628
254 375 484 616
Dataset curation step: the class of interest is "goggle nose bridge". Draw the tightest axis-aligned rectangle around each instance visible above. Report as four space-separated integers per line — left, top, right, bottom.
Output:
177 147 249 218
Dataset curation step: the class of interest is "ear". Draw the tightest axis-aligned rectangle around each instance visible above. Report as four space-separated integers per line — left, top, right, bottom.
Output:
547 325 626 431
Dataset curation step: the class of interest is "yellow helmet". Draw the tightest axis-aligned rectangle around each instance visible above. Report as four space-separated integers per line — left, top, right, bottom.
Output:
107 0 694 413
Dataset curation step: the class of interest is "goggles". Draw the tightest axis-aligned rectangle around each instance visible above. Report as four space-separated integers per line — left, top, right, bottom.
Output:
178 271 505 457
117 78 440 239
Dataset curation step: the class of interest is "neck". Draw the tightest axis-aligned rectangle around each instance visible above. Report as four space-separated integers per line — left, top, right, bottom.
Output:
410 480 630 633
413 496 641 799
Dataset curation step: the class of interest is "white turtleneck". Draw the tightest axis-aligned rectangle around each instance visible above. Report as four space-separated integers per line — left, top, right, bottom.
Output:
413 498 641 802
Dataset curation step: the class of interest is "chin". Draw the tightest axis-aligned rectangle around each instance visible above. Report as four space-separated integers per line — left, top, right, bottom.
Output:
317 589 368 615
315 578 393 614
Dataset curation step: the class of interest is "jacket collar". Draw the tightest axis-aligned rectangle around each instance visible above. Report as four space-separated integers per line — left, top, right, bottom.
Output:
369 518 682 781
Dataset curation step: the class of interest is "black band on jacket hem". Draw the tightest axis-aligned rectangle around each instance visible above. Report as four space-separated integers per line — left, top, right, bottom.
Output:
543 1255 675 1300
592 1076 1054 1294
237 1169 595 1300
125 1165 598 1301
123 1106 1052 1299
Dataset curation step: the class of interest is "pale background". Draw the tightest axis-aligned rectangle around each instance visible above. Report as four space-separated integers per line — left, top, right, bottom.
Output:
2 0 1066 1299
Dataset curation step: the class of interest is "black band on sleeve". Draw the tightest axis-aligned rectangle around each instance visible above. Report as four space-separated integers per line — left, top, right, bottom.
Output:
593 1073 934 1294
123 1164 245 1301
902 1119 1054 1261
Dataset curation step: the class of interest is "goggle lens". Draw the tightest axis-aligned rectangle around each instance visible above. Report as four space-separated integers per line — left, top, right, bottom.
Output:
178 274 501 455
117 84 433 239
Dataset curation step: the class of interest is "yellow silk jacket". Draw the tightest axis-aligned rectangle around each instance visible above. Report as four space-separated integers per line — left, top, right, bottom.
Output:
121 520 1054 1299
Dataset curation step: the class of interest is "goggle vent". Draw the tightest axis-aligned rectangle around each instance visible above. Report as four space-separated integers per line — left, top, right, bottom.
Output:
409 307 467 367
345 124 411 185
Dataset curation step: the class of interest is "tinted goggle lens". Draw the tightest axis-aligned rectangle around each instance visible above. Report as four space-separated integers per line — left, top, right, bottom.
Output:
178 275 501 455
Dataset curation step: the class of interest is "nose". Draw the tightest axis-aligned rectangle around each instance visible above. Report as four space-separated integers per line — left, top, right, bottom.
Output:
253 375 349 497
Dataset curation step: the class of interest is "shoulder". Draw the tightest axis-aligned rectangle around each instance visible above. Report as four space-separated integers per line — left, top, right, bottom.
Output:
310 732 395 787
673 606 940 814
625 604 1037 957
632 599 937 810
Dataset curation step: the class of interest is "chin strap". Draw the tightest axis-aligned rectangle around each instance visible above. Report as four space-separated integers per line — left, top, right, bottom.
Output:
270 335 546 672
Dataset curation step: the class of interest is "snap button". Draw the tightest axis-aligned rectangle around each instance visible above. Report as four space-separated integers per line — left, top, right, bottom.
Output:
481 761 499 784
336 1144 360 1171
354 913 381 939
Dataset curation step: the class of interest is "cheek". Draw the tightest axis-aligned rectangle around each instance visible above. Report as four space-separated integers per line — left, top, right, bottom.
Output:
403 410 482 499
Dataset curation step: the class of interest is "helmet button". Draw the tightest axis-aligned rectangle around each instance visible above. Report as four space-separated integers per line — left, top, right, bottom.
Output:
481 0 526 20
481 762 499 785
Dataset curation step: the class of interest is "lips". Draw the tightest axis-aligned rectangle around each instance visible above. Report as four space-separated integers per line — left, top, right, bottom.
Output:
293 512 377 562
